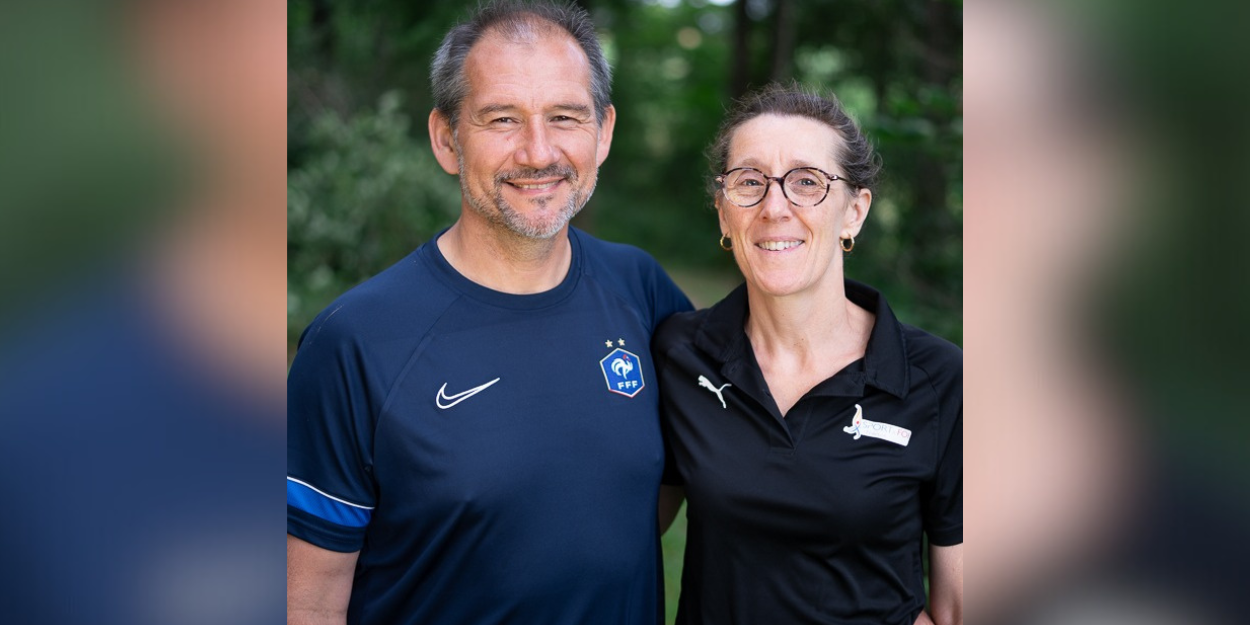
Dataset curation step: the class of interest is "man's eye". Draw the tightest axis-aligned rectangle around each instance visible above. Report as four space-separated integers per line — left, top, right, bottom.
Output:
739 179 763 186
492 117 517 124
552 115 576 123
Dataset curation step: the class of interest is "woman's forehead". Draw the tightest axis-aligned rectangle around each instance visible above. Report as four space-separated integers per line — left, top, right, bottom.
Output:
727 114 841 167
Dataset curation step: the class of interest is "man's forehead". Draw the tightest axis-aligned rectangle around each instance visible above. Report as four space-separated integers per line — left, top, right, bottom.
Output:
462 28 592 94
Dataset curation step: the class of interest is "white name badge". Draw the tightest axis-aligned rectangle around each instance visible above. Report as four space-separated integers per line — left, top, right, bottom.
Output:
844 405 912 446
856 418 913 446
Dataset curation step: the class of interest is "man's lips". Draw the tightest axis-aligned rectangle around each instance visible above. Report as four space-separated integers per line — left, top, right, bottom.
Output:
504 178 563 191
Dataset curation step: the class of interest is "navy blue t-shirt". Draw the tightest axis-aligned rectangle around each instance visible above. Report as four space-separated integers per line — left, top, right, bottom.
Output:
287 227 692 625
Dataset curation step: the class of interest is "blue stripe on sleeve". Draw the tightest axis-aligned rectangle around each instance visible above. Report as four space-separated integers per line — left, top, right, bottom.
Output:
286 478 372 528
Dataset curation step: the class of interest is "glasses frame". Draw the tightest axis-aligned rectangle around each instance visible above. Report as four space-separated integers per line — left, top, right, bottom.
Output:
714 166 848 208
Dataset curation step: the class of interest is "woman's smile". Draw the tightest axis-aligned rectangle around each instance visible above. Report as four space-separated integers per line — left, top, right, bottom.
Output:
755 239 805 252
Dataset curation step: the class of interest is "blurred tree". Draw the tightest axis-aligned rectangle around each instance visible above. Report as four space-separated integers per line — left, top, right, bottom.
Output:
287 92 460 344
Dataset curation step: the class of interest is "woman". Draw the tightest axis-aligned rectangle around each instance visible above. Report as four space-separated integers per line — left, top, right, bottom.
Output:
655 84 962 625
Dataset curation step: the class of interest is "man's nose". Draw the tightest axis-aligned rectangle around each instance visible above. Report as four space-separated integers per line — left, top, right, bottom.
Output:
515 117 559 170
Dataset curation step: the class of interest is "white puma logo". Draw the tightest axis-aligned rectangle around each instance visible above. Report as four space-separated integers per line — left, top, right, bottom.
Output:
697 375 732 409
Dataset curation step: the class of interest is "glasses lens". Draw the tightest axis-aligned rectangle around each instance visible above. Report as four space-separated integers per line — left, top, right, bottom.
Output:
725 169 767 205
784 169 828 205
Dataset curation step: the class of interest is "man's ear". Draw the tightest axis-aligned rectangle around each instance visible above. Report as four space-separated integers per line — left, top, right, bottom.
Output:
595 104 616 167
429 109 460 175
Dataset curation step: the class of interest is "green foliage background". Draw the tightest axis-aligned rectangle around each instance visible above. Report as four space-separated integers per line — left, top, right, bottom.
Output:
289 1 960 621
289 0 961 342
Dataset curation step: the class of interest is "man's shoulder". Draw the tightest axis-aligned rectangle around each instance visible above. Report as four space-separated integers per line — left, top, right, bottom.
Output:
572 228 693 324
573 227 666 273
296 246 452 351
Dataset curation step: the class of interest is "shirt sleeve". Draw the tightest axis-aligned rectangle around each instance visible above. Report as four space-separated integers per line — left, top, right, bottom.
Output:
648 263 694 330
660 421 685 487
923 399 963 546
652 319 687 487
640 254 692 486
287 310 379 553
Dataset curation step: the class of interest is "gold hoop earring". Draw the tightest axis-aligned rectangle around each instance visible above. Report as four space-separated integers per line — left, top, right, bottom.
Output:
719 234 733 251
840 237 855 253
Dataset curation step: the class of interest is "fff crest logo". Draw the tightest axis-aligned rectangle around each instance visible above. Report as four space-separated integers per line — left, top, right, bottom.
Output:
599 347 645 398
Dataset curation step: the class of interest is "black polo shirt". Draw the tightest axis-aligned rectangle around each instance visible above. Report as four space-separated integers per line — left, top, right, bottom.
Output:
654 280 962 625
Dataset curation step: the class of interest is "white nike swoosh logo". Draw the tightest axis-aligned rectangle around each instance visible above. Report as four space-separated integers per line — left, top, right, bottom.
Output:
436 378 501 409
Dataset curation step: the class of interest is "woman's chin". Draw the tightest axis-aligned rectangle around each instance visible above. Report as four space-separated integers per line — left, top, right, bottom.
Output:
744 275 812 299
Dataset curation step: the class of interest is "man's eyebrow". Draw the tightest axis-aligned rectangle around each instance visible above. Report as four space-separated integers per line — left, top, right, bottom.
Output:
474 103 519 117
474 103 593 118
550 103 592 115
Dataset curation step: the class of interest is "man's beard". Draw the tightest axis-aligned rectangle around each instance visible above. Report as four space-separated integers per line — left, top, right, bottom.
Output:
458 152 595 240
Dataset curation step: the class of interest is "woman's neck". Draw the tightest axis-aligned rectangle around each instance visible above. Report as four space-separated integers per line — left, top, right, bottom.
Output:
744 277 866 366
742 273 876 417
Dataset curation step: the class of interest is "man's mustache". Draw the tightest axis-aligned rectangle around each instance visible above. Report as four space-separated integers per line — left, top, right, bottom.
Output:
496 165 578 184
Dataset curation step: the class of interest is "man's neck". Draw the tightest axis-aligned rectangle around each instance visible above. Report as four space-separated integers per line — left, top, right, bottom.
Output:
437 217 573 295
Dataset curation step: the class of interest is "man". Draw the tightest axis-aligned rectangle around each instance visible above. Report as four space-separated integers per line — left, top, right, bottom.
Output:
286 2 691 624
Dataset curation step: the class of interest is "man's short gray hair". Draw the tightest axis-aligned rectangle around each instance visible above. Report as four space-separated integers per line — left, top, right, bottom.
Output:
430 0 613 128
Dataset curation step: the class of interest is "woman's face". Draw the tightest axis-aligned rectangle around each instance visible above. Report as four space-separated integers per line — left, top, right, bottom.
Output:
718 114 871 298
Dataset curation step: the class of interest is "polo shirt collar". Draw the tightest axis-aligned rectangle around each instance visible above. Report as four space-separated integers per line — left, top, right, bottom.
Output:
693 279 910 399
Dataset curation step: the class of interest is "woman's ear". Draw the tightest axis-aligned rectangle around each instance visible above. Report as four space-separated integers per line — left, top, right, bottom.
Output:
842 187 872 239
428 110 460 176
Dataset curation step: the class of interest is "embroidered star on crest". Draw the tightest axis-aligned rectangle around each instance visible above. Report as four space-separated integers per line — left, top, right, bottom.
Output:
618 339 625 346
604 340 613 348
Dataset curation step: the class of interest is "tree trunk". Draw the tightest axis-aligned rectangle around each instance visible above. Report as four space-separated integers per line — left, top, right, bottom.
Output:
906 0 961 298
769 0 796 83
310 0 334 62
730 0 752 99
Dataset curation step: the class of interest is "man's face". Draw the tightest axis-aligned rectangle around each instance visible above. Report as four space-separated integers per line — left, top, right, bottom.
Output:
449 29 614 239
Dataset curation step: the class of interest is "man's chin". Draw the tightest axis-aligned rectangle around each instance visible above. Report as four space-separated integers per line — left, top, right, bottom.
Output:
499 203 582 240
505 188 568 211
505 218 572 240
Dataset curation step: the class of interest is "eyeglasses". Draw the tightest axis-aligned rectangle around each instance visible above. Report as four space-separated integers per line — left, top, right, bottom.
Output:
714 167 847 208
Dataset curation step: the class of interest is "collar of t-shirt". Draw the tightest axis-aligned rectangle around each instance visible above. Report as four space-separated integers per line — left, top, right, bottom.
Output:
691 279 911 401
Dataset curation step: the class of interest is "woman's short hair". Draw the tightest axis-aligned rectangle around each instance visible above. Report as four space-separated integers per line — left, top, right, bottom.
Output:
707 83 882 196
